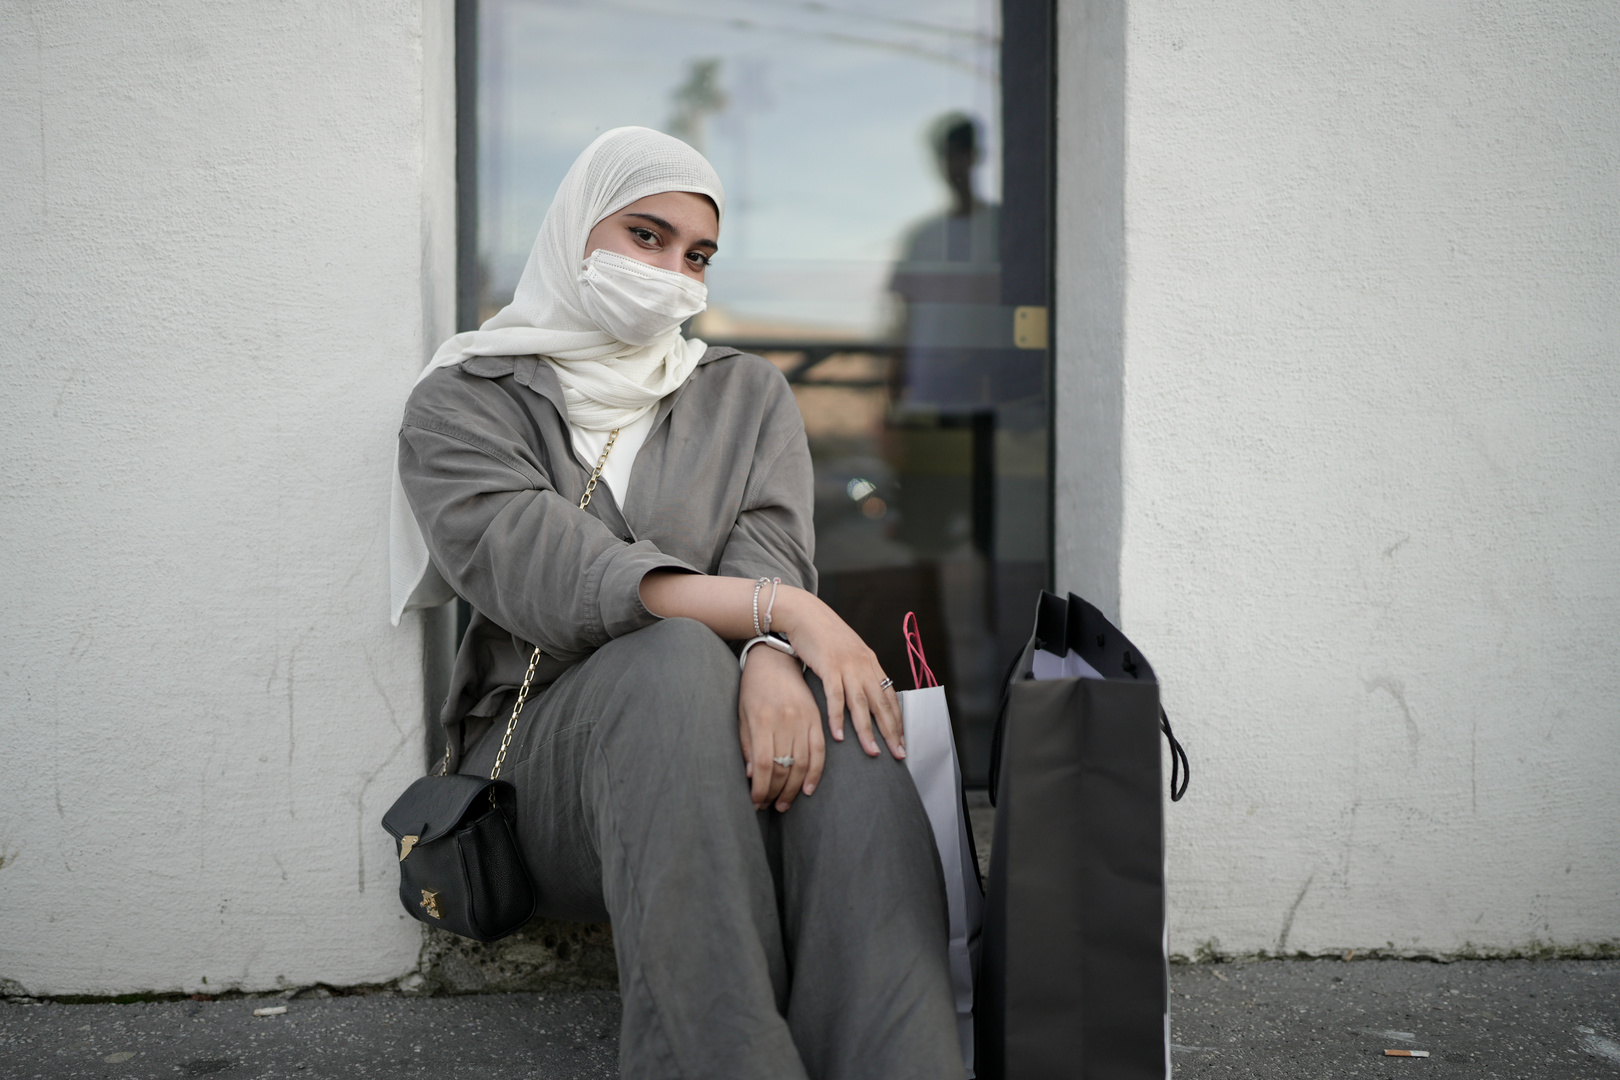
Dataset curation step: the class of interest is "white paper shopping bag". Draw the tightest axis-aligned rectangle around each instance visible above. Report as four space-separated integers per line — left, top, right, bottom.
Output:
898 612 983 1075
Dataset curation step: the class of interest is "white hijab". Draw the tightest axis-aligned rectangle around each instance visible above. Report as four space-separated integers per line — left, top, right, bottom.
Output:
389 126 726 624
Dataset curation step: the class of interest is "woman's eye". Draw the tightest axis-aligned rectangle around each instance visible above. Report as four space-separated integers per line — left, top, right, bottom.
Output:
687 251 711 268
629 227 658 245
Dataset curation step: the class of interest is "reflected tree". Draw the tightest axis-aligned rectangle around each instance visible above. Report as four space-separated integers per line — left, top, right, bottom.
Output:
666 58 728 154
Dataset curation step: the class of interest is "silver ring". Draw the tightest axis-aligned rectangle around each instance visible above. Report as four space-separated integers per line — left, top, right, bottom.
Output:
878 677 894 690
772 754 795 769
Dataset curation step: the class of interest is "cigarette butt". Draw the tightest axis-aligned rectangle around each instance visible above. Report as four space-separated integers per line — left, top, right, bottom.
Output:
1384 1049 1429 1057
253 1005 288 1017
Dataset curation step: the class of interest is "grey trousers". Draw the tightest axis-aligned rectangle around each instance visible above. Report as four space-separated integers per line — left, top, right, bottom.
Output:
460 617 964 1080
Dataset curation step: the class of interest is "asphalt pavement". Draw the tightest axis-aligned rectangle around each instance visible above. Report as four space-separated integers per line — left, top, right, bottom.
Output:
3 958 1617 1079
1169 957 1619 1078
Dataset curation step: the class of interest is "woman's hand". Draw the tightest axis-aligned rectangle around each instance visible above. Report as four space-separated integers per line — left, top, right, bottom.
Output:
770 586 904 761
738 646 824 812
638 571 903 767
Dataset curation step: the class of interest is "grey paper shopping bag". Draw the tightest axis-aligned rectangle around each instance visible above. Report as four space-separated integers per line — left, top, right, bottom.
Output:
976 591 1188 1080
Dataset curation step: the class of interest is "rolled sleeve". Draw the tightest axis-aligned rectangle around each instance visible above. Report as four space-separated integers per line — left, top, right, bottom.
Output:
595 540 699 639
715 395 818 594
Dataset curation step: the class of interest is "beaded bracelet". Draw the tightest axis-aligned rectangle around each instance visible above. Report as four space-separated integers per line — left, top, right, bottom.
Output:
751 577 770 637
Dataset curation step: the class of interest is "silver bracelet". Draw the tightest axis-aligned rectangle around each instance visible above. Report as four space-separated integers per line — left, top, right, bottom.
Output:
751 577 770 637
738 633 797 671
762 577 782 635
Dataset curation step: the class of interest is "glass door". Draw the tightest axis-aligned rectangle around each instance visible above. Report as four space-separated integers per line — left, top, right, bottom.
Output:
470 0 1052 785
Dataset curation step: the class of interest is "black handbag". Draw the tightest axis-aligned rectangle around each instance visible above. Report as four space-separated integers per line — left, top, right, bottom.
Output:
380 645 543 943
382 421 624 942
382 773 535 942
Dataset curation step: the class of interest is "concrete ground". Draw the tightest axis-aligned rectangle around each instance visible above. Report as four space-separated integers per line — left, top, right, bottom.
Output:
3 959 1616 1079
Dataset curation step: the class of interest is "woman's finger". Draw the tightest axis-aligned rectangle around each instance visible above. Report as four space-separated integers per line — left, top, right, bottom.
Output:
871 676 906 759
871 660 904 748
764 733 795 809
776 729 810 813
802 707 826 797
846 678 879 757
824 675 847 743
739 711 755 779
750 730 778 809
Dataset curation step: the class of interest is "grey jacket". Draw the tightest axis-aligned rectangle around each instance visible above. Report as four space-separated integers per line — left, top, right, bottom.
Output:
398 345 816 762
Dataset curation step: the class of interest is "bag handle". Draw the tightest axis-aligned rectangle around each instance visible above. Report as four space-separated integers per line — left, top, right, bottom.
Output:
436 426 621 788
1161 707 1189 802
903 611 939 690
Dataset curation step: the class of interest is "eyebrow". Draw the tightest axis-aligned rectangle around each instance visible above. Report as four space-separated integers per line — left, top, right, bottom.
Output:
624 212 718 252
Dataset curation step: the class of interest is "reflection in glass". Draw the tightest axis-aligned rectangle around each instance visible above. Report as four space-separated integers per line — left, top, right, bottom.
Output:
477 0 1049 784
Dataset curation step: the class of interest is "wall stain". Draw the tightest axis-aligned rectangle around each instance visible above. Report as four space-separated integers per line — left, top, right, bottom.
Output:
352 731 412 895
1338 797 1361 884
1363 675 1420 751
1276 873 1315 954
274 628 319 822
285 645 297 820
68 628 93 660
1471 718 1478 813
362 645 404 737
338 543 373 599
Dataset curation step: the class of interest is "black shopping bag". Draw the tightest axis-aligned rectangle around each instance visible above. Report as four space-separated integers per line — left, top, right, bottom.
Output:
975 591 1189 1080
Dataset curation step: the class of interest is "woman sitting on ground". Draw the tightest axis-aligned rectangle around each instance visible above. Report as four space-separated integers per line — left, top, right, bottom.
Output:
391 126 962 1080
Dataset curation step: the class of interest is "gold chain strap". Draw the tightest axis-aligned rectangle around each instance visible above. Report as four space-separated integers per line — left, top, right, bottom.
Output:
437 428 622 786
488 641 543 784
578 428 619 511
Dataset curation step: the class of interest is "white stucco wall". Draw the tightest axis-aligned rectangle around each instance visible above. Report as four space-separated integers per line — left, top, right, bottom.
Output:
1059 1 1620 957
0 1 456 995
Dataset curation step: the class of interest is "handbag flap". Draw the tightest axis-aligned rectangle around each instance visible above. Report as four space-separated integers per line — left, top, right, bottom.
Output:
382 774 511 845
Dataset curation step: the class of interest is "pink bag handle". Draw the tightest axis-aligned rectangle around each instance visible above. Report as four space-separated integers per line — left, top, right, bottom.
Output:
904 611 939 689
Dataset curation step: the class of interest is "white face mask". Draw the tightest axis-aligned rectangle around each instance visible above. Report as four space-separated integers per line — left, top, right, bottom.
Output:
577 249 708 346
